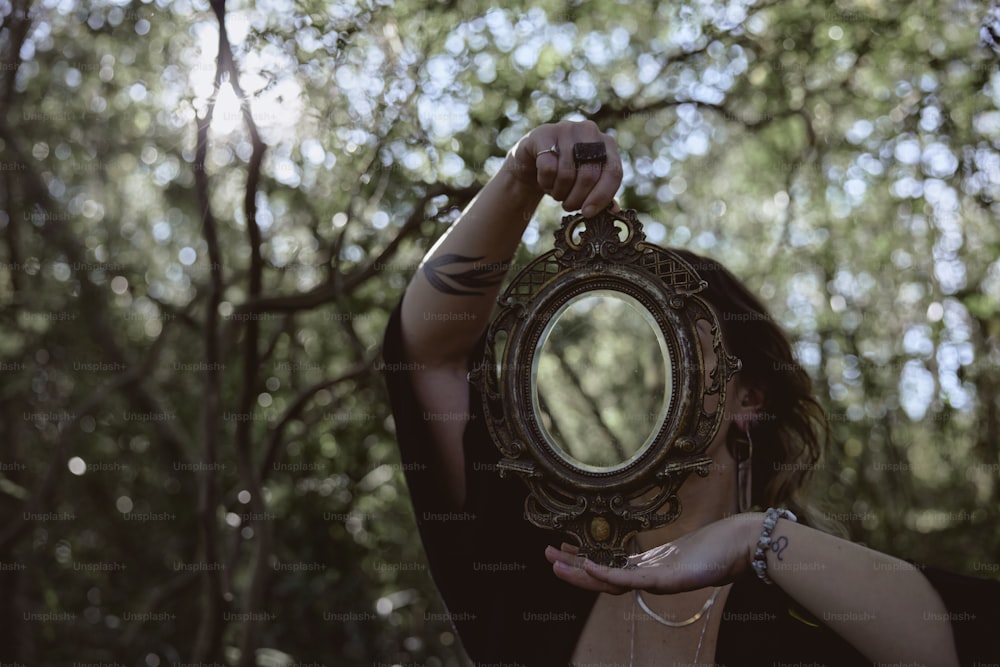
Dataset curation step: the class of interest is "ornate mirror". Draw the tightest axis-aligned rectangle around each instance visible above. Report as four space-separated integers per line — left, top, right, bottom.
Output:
471 207 741 566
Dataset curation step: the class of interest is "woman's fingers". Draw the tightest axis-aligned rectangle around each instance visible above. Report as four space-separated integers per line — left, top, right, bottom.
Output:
558 123 619 212
582 558 655 590
580 139 623 217
545 546 627 594
533 140 561 192
544 544 578 565
560 542 580 555
562 123 617 213
542 135 577 202
543 542 685 596
520 121 621 214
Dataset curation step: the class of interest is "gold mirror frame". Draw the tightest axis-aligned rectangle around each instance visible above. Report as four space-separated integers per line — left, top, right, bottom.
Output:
470 208 741 566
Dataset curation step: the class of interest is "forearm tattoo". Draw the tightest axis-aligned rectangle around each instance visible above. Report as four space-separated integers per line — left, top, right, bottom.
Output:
422 253 512 296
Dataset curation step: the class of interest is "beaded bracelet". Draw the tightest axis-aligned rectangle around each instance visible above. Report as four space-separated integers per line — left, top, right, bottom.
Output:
751 507 798 584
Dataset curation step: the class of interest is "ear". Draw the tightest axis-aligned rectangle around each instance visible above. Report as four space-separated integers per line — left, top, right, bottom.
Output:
732 384 766 432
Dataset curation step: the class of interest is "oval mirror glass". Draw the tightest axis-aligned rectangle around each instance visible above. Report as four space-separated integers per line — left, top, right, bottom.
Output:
532 290 672 471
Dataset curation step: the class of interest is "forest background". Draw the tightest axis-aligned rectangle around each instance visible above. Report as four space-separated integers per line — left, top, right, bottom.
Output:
1 0 999 665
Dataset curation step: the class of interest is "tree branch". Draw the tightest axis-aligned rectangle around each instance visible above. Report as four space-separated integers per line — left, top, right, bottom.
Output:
190 2 228 656
234 183 480 315
258 358 374 485
204 1 276 661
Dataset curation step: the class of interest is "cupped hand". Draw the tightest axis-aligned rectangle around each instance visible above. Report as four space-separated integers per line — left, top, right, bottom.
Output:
544 514 761 596
506 120 622 217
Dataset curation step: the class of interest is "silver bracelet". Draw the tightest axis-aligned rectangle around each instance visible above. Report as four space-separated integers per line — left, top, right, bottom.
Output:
751 507 797 585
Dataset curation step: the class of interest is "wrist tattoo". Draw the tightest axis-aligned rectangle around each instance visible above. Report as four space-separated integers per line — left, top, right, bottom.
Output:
422 253 511 296
771 535 789 561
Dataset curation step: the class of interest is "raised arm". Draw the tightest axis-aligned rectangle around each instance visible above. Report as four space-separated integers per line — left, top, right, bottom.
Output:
399 120 622 507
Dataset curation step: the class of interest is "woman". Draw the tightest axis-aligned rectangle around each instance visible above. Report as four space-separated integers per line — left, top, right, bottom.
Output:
381 120 997 666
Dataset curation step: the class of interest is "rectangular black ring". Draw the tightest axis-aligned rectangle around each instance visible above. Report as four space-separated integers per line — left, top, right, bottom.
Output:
573 141 607 165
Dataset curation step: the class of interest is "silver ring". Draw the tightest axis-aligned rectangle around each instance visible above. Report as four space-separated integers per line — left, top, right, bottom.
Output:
535 144 560 158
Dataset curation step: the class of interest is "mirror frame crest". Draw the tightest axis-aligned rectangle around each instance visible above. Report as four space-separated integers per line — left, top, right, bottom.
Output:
471 207 741 566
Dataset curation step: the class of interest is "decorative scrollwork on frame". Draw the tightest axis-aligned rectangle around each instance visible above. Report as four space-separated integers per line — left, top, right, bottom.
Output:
553 208 647 267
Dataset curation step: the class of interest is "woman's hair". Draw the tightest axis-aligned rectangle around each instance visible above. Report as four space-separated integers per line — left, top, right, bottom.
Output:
671 248 842 534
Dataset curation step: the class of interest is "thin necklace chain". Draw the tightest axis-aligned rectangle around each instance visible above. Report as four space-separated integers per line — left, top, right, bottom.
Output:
692 591 716 665
625 537 721 665
635 587 720 627
629 588 720 667
628 597 635 667
629 595 636 667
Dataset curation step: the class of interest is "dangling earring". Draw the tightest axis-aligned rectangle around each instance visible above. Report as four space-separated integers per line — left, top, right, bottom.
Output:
729 426 753 513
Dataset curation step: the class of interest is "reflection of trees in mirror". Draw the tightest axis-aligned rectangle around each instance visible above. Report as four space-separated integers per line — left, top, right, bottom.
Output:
534 293 670 469
539 346 627 463
535 387 575 457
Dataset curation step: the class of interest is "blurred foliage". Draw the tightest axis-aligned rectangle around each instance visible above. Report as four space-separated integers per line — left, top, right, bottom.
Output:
1 0 999 664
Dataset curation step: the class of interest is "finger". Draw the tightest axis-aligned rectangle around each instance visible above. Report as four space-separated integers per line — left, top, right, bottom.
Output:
534 142 561 192
554 123 607 207
547 137 577 202
562 145 605 213
552 558 628 594
546 546 628 594
524 125 562 192
582 558 658 591
560 542 580 555
580 139 623 217
545 544 583 567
